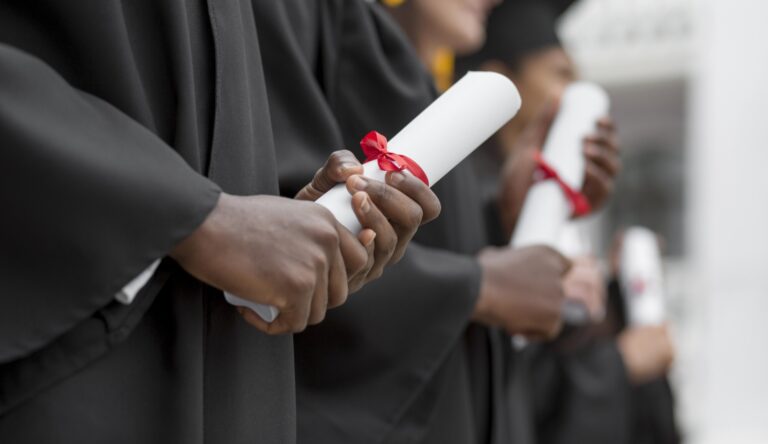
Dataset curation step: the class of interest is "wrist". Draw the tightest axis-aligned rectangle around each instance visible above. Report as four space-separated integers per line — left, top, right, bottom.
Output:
170 192 231 265
472 250 498 325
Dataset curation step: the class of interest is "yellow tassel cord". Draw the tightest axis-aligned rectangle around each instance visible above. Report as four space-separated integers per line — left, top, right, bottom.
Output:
431 48 455 93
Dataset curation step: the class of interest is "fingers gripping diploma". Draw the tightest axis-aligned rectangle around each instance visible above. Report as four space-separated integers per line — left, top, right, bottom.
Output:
297 150 441 290
173 150 440 335
472 246 572 340
581 116 621 212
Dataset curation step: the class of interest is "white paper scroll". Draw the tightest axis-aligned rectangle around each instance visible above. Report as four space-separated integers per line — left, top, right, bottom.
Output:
620 226 666 326
227 72 522 322
511 82 609 250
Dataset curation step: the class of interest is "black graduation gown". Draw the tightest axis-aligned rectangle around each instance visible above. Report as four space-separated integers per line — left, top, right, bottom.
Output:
607 281 681 444
471 142 636 444
252 1 504 443
525 284 680 444
0 1 295 442
527 334 632 444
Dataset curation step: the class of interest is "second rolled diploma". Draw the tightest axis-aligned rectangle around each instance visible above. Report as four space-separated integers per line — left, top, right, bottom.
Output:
511 82 610 250
509 82 609 337
228 72 523 322
620 226 667 326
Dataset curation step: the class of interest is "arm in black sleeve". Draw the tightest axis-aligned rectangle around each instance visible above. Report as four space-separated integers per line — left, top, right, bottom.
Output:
0 44 220 363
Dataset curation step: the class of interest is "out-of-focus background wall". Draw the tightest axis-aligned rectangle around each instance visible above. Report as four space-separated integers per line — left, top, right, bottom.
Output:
558 1 768 442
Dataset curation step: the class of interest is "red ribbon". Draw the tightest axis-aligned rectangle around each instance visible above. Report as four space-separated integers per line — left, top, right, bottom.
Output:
533 151 591 217
360 131 430 186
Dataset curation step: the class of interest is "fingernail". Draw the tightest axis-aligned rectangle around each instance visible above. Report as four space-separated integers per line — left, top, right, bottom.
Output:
389 172 406 185
360 195 371 213
350 175 367 191
367 232 377 246
339 162 359 174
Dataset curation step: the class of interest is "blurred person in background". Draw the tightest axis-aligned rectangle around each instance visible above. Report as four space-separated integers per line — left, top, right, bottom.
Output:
384 0 611 443
608 231 680 444
251 1 568 444
458 0 678 443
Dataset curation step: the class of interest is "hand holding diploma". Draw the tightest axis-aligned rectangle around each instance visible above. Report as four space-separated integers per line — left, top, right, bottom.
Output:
473 245 571 339
511 82 611 250
476 83 619 342
228 71 523 322
171 149 440 335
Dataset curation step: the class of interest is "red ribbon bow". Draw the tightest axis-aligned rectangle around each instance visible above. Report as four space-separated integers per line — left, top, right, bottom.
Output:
360 131 430 186
533 151 591 217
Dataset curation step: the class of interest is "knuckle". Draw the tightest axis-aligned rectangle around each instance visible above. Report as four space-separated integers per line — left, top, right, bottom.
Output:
382 230 398 255
315 224 340 250
351 250 370 274
288 272 316 296
329 150 345 163
331 149 354 161
407 205 423 227
308 310 327 326
369 266 385 281
388 246 406 265
331 289 349 307
428 197 442 221
369 180 388 200
307 249 328 270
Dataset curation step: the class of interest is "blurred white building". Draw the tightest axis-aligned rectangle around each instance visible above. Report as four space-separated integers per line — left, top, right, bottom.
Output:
560 1 768 443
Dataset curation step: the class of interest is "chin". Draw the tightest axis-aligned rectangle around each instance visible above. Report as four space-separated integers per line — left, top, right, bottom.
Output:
452 28 486 55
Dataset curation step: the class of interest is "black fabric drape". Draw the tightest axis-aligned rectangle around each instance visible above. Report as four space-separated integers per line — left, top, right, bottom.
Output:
253 1 499 443
0 1 294 442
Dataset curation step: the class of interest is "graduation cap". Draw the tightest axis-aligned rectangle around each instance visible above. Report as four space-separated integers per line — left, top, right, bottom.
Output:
459 0 578 71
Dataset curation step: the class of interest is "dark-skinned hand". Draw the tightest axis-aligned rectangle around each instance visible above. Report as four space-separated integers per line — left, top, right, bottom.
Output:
171 150 440 335
295 150 441 289
473 245 571 339
497 104 621 240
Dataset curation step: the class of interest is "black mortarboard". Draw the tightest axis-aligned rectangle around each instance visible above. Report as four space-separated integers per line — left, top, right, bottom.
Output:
459 0 578 71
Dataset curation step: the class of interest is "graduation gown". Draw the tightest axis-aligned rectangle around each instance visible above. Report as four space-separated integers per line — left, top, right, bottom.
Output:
471 142 636 444
252 1 505 443
0 1 295 442
527 333 632 444
524 284 680 444
608 281 681 444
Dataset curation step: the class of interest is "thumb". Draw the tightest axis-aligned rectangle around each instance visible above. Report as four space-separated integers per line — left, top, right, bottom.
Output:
296 150 363 201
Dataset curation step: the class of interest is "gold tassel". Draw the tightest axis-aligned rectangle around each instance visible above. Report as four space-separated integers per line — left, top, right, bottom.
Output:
431 48 455 93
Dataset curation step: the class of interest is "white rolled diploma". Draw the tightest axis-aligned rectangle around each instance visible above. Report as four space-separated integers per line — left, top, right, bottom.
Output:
620 226 666 326
511 82 609 250
227 72 522 322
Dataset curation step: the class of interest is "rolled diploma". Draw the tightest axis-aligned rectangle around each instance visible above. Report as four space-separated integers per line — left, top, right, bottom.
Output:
620 226 666 326
227 71 522 322
511 82 609 250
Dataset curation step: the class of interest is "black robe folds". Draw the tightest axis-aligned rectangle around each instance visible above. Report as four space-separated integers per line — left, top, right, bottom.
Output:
1 1 294 442
252 1 505 443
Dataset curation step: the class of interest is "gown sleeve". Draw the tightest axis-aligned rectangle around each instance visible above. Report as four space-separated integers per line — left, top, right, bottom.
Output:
0 44 221 363
295 242 481 443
